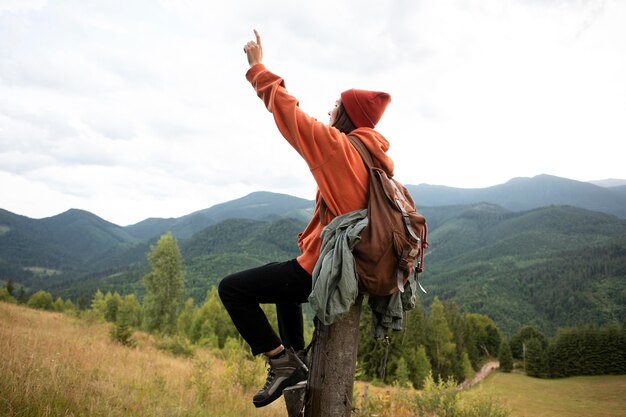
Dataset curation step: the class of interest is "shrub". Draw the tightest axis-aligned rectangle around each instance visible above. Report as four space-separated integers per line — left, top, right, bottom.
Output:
27 290 54 311
416 373 460 417
0 288 16 304
155 335 194 357
221 337 265 391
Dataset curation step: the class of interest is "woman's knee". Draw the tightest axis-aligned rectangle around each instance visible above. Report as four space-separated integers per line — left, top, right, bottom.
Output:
217 274 235 302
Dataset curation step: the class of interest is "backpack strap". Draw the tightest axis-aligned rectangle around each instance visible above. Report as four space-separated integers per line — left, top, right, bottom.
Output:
346 135 375 169
317 135 371 226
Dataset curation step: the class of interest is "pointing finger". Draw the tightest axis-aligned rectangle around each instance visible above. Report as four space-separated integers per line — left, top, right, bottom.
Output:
254 29 261 47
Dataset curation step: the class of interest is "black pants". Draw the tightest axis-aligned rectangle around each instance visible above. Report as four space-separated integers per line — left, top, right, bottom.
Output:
218 259 312 356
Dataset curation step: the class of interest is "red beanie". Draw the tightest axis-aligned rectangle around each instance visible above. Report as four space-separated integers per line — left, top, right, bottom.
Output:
340 89 391 128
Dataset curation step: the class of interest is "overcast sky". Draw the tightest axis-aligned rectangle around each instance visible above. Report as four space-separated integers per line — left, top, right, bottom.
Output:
1 0 624 226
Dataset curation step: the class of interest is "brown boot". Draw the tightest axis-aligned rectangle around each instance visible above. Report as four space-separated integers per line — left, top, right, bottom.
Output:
252 348 308 408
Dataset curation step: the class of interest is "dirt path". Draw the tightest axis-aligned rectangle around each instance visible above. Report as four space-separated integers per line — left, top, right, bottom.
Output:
458 360 500 390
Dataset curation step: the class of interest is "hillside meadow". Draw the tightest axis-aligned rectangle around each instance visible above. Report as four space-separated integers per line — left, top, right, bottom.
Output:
463 372 626 417
2 301 625 417
0 302 284 417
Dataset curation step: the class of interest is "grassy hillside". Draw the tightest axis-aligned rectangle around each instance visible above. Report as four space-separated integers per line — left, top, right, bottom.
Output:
464 372 626 417
0 302 285 417
3 301 624 417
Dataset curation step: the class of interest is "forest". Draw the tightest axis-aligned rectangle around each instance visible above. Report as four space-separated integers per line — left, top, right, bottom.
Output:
3 229 624 388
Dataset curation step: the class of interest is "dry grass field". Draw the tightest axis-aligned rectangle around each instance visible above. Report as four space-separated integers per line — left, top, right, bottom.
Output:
0 302 284 417
2 300 624 417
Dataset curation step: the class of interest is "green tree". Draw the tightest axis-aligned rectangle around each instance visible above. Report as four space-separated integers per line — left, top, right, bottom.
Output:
17 286 26 304
6 279 14 297
524 337 547 378
548 323 626 377
142 232 185 336
54 297 65 312
110 294 138 346
122 294 142 327
498 340 513 373
510 325 548 359
0 287 16 303
90 289 106 319
427 297 456 380
484 323 502 357
190 288 237 348
460 350 475 383
444 301 466 382
177 298 196 339
64 299 77 314
27 290 54 310
393 357 410 387
412 345 432 389
465 313 501 358
104 292 123 323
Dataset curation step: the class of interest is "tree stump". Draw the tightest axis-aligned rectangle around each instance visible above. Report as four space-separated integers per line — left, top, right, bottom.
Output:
284 381 307 417
303 295 363 417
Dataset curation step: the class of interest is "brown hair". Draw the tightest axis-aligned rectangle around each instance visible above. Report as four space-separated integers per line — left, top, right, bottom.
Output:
332 103 356 134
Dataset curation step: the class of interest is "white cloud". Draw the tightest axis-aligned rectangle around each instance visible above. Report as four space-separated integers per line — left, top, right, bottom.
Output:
0 0 624 224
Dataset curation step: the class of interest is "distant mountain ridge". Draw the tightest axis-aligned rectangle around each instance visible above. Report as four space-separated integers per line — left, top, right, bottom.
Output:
2 174 625 272
125 191 314 240
407 174 626 219
589 178 626 187
0 208 139 271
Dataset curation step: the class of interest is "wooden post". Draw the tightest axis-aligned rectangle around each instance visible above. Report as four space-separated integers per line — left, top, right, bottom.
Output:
303 295 363 417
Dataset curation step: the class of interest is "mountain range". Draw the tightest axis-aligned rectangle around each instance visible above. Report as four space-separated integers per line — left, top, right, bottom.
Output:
407 174 626 219
1 174 625 335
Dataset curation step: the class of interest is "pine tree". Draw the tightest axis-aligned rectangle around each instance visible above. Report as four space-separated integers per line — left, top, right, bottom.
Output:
394 357 411 387
122 294 142 327
104 292 123 323
498 340 513 372
54 297 65 312
427 297 456 380
413 345 432 389
405 296 428 349
64 299 77 313
110 295 137 346
6 279 14 297
177 298 196 339
17 286 26 304
142 232 185 336
190 287 237 348
524 337 547 378
460 350 475 383
91 290 106 319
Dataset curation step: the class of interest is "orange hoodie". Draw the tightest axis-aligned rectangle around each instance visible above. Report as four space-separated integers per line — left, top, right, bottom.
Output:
246 64 395 274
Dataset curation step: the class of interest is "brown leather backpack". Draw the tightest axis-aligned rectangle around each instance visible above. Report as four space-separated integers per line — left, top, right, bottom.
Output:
320 135 428 296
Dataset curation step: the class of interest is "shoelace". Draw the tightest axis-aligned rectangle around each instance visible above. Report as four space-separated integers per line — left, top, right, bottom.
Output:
261 366 276 390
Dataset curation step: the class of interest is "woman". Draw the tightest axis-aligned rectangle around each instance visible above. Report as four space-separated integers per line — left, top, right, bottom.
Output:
218 29 394 408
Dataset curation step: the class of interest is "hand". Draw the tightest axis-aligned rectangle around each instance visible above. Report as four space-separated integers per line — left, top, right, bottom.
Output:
243 29 263 67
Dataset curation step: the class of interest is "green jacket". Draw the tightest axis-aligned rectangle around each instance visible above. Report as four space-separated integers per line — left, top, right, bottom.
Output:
308 209 416 339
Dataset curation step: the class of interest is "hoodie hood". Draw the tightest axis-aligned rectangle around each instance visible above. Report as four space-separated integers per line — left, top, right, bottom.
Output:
350 127 395 176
